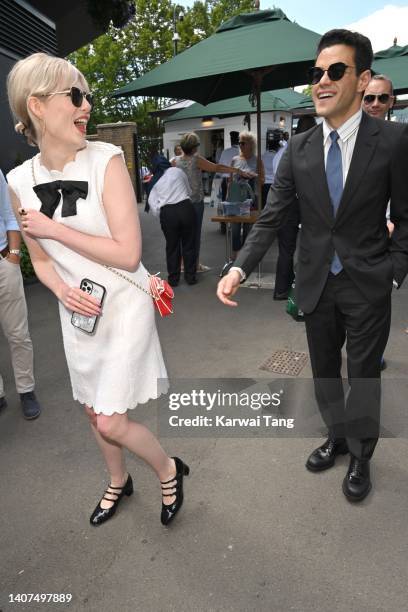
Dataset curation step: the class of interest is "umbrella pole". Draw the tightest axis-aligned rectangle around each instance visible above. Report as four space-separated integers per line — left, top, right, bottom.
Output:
255 74 263 212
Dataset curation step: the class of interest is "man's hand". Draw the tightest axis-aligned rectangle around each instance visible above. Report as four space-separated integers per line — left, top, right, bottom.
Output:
6 253 21 265
216 270 241 306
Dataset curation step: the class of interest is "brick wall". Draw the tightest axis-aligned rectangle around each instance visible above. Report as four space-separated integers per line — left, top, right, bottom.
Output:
87 122 137 187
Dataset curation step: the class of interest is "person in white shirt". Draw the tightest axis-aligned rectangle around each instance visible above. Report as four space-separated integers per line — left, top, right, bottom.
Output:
148 154 196 286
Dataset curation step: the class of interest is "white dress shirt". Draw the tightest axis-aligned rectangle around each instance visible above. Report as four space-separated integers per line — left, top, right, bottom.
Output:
148 167 192 217
322 109 362 184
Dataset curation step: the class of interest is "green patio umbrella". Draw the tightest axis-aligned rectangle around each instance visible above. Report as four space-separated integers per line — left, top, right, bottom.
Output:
372 44 408 95
164 88 309 123
114 9 320 208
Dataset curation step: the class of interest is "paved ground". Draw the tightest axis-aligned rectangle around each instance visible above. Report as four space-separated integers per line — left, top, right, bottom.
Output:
1 203 408 612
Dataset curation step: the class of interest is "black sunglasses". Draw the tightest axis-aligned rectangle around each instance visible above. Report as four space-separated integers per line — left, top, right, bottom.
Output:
46 86 94 108
308 62 354 85
363 93 391 105
239 141 249 145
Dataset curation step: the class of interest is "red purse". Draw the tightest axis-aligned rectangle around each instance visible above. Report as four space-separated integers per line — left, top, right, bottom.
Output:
149 275 174 317
106 267 174 317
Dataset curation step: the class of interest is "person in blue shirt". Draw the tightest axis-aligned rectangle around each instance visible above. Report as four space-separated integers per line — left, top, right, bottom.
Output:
0 169 41 419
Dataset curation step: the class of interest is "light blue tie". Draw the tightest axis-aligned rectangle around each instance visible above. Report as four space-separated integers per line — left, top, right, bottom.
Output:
326 131 343 274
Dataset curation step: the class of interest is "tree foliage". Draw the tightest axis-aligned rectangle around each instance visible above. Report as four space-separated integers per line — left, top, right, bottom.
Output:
69 0 255 135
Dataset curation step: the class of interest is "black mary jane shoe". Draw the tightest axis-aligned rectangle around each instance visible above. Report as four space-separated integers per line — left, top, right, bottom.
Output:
160 457 190 526
90 474 133 526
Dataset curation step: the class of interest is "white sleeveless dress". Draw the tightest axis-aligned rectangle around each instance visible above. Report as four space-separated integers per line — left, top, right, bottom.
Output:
7 141 168 414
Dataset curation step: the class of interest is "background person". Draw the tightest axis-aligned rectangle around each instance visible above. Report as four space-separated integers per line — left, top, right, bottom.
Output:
230 131 264 257
0 169 42 419
7 52 189 528
363 73 396 369
147 154 196 287
271 116 316 300
173 131 246 272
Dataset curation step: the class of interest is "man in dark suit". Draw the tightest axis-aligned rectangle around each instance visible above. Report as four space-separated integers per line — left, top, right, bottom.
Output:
217 29 408 502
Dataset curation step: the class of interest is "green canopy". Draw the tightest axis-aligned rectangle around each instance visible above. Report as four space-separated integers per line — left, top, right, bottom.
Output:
113 9 320 209
165 89 310 123
372 44 408 94
113 10 321 104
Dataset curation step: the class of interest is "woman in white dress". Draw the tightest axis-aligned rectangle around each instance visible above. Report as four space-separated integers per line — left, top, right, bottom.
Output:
6 53 189 527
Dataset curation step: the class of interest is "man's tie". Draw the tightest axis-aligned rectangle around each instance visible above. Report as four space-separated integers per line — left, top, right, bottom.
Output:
33 180 88 219
326 131 343 274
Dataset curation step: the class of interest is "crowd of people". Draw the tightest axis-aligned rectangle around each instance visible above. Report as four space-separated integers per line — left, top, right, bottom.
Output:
1 26 407 536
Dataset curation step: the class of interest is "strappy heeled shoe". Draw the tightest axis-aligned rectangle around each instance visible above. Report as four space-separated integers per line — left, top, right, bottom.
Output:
160 457 190 526
90 474 133 526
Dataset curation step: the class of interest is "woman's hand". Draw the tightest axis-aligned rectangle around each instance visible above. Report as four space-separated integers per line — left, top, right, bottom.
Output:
59 283 102 317
19 208 59 240
235 168 256 179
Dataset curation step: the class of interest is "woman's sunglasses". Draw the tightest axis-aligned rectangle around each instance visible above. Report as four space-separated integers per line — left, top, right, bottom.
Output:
363 93 391 105
45 86 94 108
308 62 354 85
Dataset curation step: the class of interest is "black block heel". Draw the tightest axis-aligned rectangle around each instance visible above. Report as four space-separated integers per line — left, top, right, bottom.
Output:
90 473 133 526
160 457 189 526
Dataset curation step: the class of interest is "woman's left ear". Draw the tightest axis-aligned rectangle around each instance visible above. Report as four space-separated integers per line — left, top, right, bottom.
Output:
27 96 43 121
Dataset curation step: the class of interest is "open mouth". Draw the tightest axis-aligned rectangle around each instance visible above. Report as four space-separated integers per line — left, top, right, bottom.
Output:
74 118 88 134
317 92 335 100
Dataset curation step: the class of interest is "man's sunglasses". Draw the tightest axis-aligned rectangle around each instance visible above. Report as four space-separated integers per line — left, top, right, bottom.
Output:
45 86 94 108
308 62 354 85
363 93 391 105
239 141 249 145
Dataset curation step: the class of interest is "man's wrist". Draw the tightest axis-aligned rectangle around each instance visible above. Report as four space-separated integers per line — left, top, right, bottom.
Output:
230 266 246 282
6 252 21 264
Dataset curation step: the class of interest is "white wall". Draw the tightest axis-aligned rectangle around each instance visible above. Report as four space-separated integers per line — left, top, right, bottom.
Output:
163 111 293 158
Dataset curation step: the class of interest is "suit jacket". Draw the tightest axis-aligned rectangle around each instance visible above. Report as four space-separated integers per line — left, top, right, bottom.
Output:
235 112 408 313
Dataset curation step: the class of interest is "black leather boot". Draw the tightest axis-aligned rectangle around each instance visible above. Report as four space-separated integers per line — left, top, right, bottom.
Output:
342 456 371 502
306 438 348 472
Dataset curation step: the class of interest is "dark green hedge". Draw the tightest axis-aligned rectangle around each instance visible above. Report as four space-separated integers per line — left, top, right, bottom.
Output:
20 241 36 280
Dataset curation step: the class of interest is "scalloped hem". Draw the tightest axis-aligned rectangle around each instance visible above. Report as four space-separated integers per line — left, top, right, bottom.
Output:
73 383 169 415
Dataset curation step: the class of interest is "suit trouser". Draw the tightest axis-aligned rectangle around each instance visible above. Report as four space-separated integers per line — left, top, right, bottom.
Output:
304 270 391 460
0 258 35 396
160 200 196 284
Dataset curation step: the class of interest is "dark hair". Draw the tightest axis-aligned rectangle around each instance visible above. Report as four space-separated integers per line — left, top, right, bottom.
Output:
317 29 373 75
295 115 316 134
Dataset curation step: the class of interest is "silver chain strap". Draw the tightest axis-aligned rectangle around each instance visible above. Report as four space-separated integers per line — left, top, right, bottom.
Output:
31 157 156 299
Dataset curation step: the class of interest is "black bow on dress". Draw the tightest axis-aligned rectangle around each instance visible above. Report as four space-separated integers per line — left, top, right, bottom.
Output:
33 180 88 219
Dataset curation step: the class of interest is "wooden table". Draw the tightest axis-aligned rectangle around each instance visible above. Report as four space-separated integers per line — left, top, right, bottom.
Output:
211 213 262 283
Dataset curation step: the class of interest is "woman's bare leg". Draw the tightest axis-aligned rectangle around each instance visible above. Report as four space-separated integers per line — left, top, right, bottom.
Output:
85 405 128 509
95 412 177 503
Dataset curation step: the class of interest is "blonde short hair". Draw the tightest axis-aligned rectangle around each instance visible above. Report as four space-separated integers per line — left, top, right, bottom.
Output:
180 132 200 155
239 131 256 154
7 52 89 146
